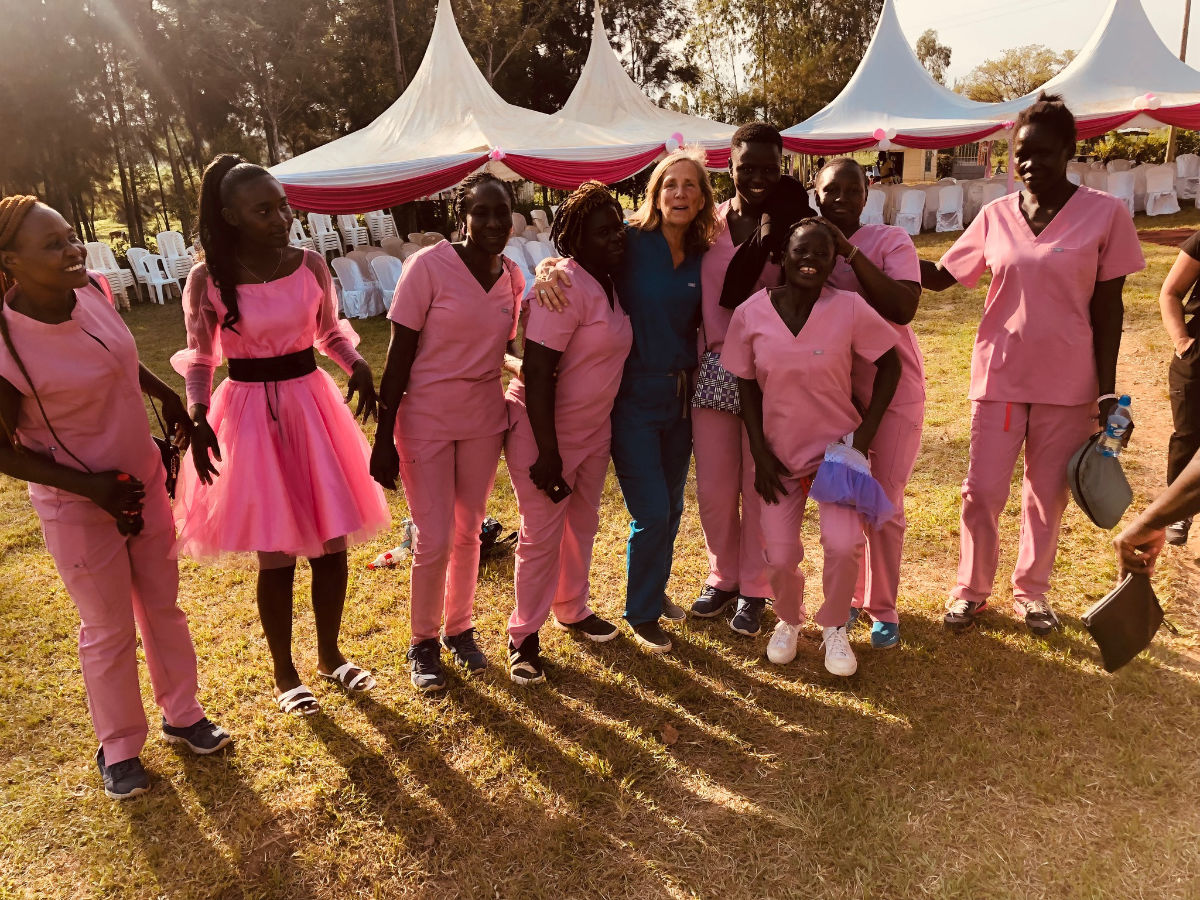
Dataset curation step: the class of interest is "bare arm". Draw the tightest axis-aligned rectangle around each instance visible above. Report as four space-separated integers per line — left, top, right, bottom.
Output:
1090 275 1125 423
739 377 789 504
369 322 420 490
1115 449 1200 576
1159 251 1200 354
522 341 570 499
819 218 920 325
919 258 958 292
853 348 900 455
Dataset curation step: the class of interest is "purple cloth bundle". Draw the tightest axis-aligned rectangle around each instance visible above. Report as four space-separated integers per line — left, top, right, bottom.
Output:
808 441 895 528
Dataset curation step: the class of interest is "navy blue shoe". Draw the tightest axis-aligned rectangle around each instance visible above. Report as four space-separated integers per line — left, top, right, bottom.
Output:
870 621 900 650
96 747 149 801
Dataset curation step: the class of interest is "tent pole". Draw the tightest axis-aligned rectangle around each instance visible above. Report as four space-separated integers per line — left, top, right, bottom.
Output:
1167 0 1192 163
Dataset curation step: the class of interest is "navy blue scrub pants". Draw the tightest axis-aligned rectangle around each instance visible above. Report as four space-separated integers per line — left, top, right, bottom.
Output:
610 372 694 626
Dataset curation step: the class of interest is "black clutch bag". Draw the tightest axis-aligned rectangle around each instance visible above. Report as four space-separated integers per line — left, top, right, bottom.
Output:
1081 573 1166 672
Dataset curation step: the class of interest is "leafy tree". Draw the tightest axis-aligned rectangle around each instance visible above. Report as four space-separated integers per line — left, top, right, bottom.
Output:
955 44 1076 103
916 28 951 85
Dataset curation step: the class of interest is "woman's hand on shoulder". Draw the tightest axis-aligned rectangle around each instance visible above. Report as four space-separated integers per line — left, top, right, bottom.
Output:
533 257 570 312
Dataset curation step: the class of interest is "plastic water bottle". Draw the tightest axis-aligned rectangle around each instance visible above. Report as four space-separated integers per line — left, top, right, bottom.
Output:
368 519 417 569
1097 395 1133 458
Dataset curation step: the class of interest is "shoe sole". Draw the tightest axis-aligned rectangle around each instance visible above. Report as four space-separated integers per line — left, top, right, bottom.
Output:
411 676 447 692
943 618 977 633
690 599 735 619
765 650 797 665
824 662 858 677
510 669 546 685
105 783 150 801
660 612 687 623
631 634 672 653
552 619 619 643
730 622 762 637
162 732 233 755
871 637 901 650
1167 536 1188 546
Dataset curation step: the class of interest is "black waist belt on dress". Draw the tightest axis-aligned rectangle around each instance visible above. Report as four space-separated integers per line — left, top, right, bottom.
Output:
227 348 317 383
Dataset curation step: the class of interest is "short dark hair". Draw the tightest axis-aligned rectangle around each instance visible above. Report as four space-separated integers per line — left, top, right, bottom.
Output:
731 122 783 152
454 171 516 225
1014 92 1077 153
816 157 868 192
783 217 837 250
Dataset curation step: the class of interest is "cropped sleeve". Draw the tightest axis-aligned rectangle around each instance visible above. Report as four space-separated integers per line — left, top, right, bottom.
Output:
1096 202 1146 282
388 249 437 332
877 229 921 283
305 251 364 374
522 263 578 352
850 294 900 365
719 304 755 380
170 264 223 408
939 206 990 288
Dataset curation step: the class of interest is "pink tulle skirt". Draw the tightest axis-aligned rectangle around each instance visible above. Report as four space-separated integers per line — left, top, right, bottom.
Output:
174 369 390 559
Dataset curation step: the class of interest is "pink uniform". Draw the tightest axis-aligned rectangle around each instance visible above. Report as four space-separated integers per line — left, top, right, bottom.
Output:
826 223 923 624
505 260 633 647
693 200 782 600
172 251 389 561
389 241 524 642
721 287 898 628
0 277 204 765
940 186 1145 605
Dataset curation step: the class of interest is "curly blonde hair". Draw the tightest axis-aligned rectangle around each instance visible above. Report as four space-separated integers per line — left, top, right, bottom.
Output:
628 148 717 257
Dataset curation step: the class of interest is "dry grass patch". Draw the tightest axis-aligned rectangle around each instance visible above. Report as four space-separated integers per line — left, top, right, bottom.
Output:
4 214 1200 898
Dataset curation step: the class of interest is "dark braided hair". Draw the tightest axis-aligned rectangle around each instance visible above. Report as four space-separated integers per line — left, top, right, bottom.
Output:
453 171 516 232
548 181 622 260
197 154 273 332
1014 92 1076 153
0 195 39 297
783 217 837 258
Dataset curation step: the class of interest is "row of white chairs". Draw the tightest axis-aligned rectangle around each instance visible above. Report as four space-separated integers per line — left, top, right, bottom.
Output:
1070 162 1183 216
84 230 195 306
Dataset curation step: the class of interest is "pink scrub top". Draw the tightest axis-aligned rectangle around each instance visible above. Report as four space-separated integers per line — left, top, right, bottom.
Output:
721 286 899 477
389 241 525 441
699 200 782 352
939 185 1145 406
826 223 925 408
507 259 633 450
0 275 161 521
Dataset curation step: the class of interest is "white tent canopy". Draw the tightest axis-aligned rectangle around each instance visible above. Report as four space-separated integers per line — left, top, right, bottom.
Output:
781 0 1004 154
554 1 734 156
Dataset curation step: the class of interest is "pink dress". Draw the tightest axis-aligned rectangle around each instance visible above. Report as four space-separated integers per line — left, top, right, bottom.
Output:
171 251 389 559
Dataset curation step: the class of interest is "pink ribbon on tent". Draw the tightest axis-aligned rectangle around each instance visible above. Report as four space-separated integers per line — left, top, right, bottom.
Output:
501 145 668 189
783 135 880 154
280 154 490 214
1073 111 1141 140
891 123 1008 150
1149 102 1200 131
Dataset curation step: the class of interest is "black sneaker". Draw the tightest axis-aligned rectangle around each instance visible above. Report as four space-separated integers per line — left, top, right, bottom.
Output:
407 638 447 691
442 628 488 672
630 621 673 653
96 747 149 801
553 613 618 642
162 716 232 755
730 597 767 636
508 634 546 685
691 585 738 618
660 595 687 623
1167 518 1192 546
944 597 988 632
1012 598 1060 636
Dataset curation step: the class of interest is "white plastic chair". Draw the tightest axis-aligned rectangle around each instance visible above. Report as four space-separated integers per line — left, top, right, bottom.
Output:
398 242 421 260
330 256 384 318
127 250 180 304
307 214 344 257
1106 159 1133 173
288 218 314 251
380 236 407 258
156 230 193 281
894 189 926 236
346 249 385 284
530 209 550 232
935 184 964 233
1084 170 1109 192
83 242 136 306
421 232 444 247
1176 154 1200 202
511 212 528 234
370 255 404 298
1146 166 1181 216
524 241 552 269
364 210 399 244
1066 171 1082 186
981 182 1007 208
1107 170 1136 216
501 246 534 289
861 189 886 226
336 215 370 251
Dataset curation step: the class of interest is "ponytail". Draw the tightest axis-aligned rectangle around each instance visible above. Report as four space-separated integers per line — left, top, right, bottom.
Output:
197 154 271 332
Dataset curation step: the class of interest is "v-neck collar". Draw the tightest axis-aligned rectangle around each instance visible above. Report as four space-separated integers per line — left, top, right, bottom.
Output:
1014 184 1082 242
767 288 824 339
445 241 506 294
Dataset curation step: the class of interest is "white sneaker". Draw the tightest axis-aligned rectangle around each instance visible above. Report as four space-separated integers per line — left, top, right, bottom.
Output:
821 626 858 677
766 620 801 665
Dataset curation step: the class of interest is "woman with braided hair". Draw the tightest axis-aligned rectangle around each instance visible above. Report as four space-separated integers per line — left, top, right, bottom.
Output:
0 196 230 800
504 181 631 684
371 171 525 691
173 155 389 717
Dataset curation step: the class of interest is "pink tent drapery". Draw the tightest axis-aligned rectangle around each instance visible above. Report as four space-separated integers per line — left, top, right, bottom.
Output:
281 155 489 214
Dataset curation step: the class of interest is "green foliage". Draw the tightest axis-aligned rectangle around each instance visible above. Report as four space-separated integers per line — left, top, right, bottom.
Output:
916 28 951 85
1092 130 1200 165
955 45 1076 103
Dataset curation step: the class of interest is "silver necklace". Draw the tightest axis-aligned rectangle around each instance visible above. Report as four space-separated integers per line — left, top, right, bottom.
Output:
236 248 285 283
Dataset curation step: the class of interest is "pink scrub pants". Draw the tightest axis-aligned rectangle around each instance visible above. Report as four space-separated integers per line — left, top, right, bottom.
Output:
396 431 503 643
852 401 924 624
505 429 608 648
39 482 204 766
951 400 1096 606
760 474 867 628
692 407 772 599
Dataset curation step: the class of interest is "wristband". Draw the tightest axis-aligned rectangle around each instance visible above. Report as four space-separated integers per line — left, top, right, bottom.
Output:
845 246 860 264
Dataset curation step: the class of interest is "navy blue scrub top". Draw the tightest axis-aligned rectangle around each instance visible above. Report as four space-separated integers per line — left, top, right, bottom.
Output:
614 225 703 377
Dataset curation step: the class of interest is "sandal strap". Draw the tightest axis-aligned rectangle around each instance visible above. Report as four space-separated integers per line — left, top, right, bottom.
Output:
325 661 374 691
276 685 317 714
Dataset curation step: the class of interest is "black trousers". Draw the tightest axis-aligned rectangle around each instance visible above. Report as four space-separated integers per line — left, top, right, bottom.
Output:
1168 340 1200 488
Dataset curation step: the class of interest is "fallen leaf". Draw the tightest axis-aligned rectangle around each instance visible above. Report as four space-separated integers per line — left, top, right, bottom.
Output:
660 723 679 745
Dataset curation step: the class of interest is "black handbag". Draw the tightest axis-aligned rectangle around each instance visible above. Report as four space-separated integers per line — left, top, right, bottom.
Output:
1081 573 1175 672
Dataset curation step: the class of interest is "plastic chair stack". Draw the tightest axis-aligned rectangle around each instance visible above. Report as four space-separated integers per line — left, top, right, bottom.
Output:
364 210 400 244
336 215 371 251
84 242 136 306
124 247 180 305
288 219 315 251
156 230 194 281
307 214 344 258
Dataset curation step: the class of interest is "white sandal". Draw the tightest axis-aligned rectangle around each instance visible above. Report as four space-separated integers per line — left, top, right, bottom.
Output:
275 684 320 716
319 662 377 693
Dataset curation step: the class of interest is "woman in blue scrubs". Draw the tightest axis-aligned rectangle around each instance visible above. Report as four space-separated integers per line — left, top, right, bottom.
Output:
533 148 717 653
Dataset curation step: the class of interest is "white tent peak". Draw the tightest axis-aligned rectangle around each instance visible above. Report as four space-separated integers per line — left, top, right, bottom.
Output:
553 0 733 148
783 0 999 145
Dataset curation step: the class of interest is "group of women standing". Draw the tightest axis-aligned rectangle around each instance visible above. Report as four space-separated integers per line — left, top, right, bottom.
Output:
0 92 1150 800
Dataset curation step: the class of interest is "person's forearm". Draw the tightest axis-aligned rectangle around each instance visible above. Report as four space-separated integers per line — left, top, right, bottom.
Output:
850 254 920 325
855 351 900 451
1132 452 1200 530
524 370 560 459
919 259 958 291
138 363 178 405
738 378 768 454
1159 289 1191 348
1091 282 1125 397
0 445 96 498
377 325 418 433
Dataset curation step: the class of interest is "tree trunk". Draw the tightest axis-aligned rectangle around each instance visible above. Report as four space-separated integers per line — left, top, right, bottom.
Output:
163 119 193 238
385 0 407 94
148 137 171 232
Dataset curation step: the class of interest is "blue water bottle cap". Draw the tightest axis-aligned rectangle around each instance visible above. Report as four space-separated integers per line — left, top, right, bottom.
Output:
1118 395 1131 406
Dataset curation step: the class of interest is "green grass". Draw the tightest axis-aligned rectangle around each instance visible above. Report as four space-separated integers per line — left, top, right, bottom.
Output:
5 213 1200 898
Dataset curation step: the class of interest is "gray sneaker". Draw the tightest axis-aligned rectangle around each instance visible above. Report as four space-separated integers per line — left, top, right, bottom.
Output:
730 597 768 636
96 747 149 801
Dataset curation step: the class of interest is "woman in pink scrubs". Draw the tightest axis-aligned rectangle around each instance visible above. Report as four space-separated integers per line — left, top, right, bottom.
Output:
921 94 1145 635
0 196 230 800
371 172 525 692
815 158 922 650
176 156 389 716
504 182 632 684
722 219 901 677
